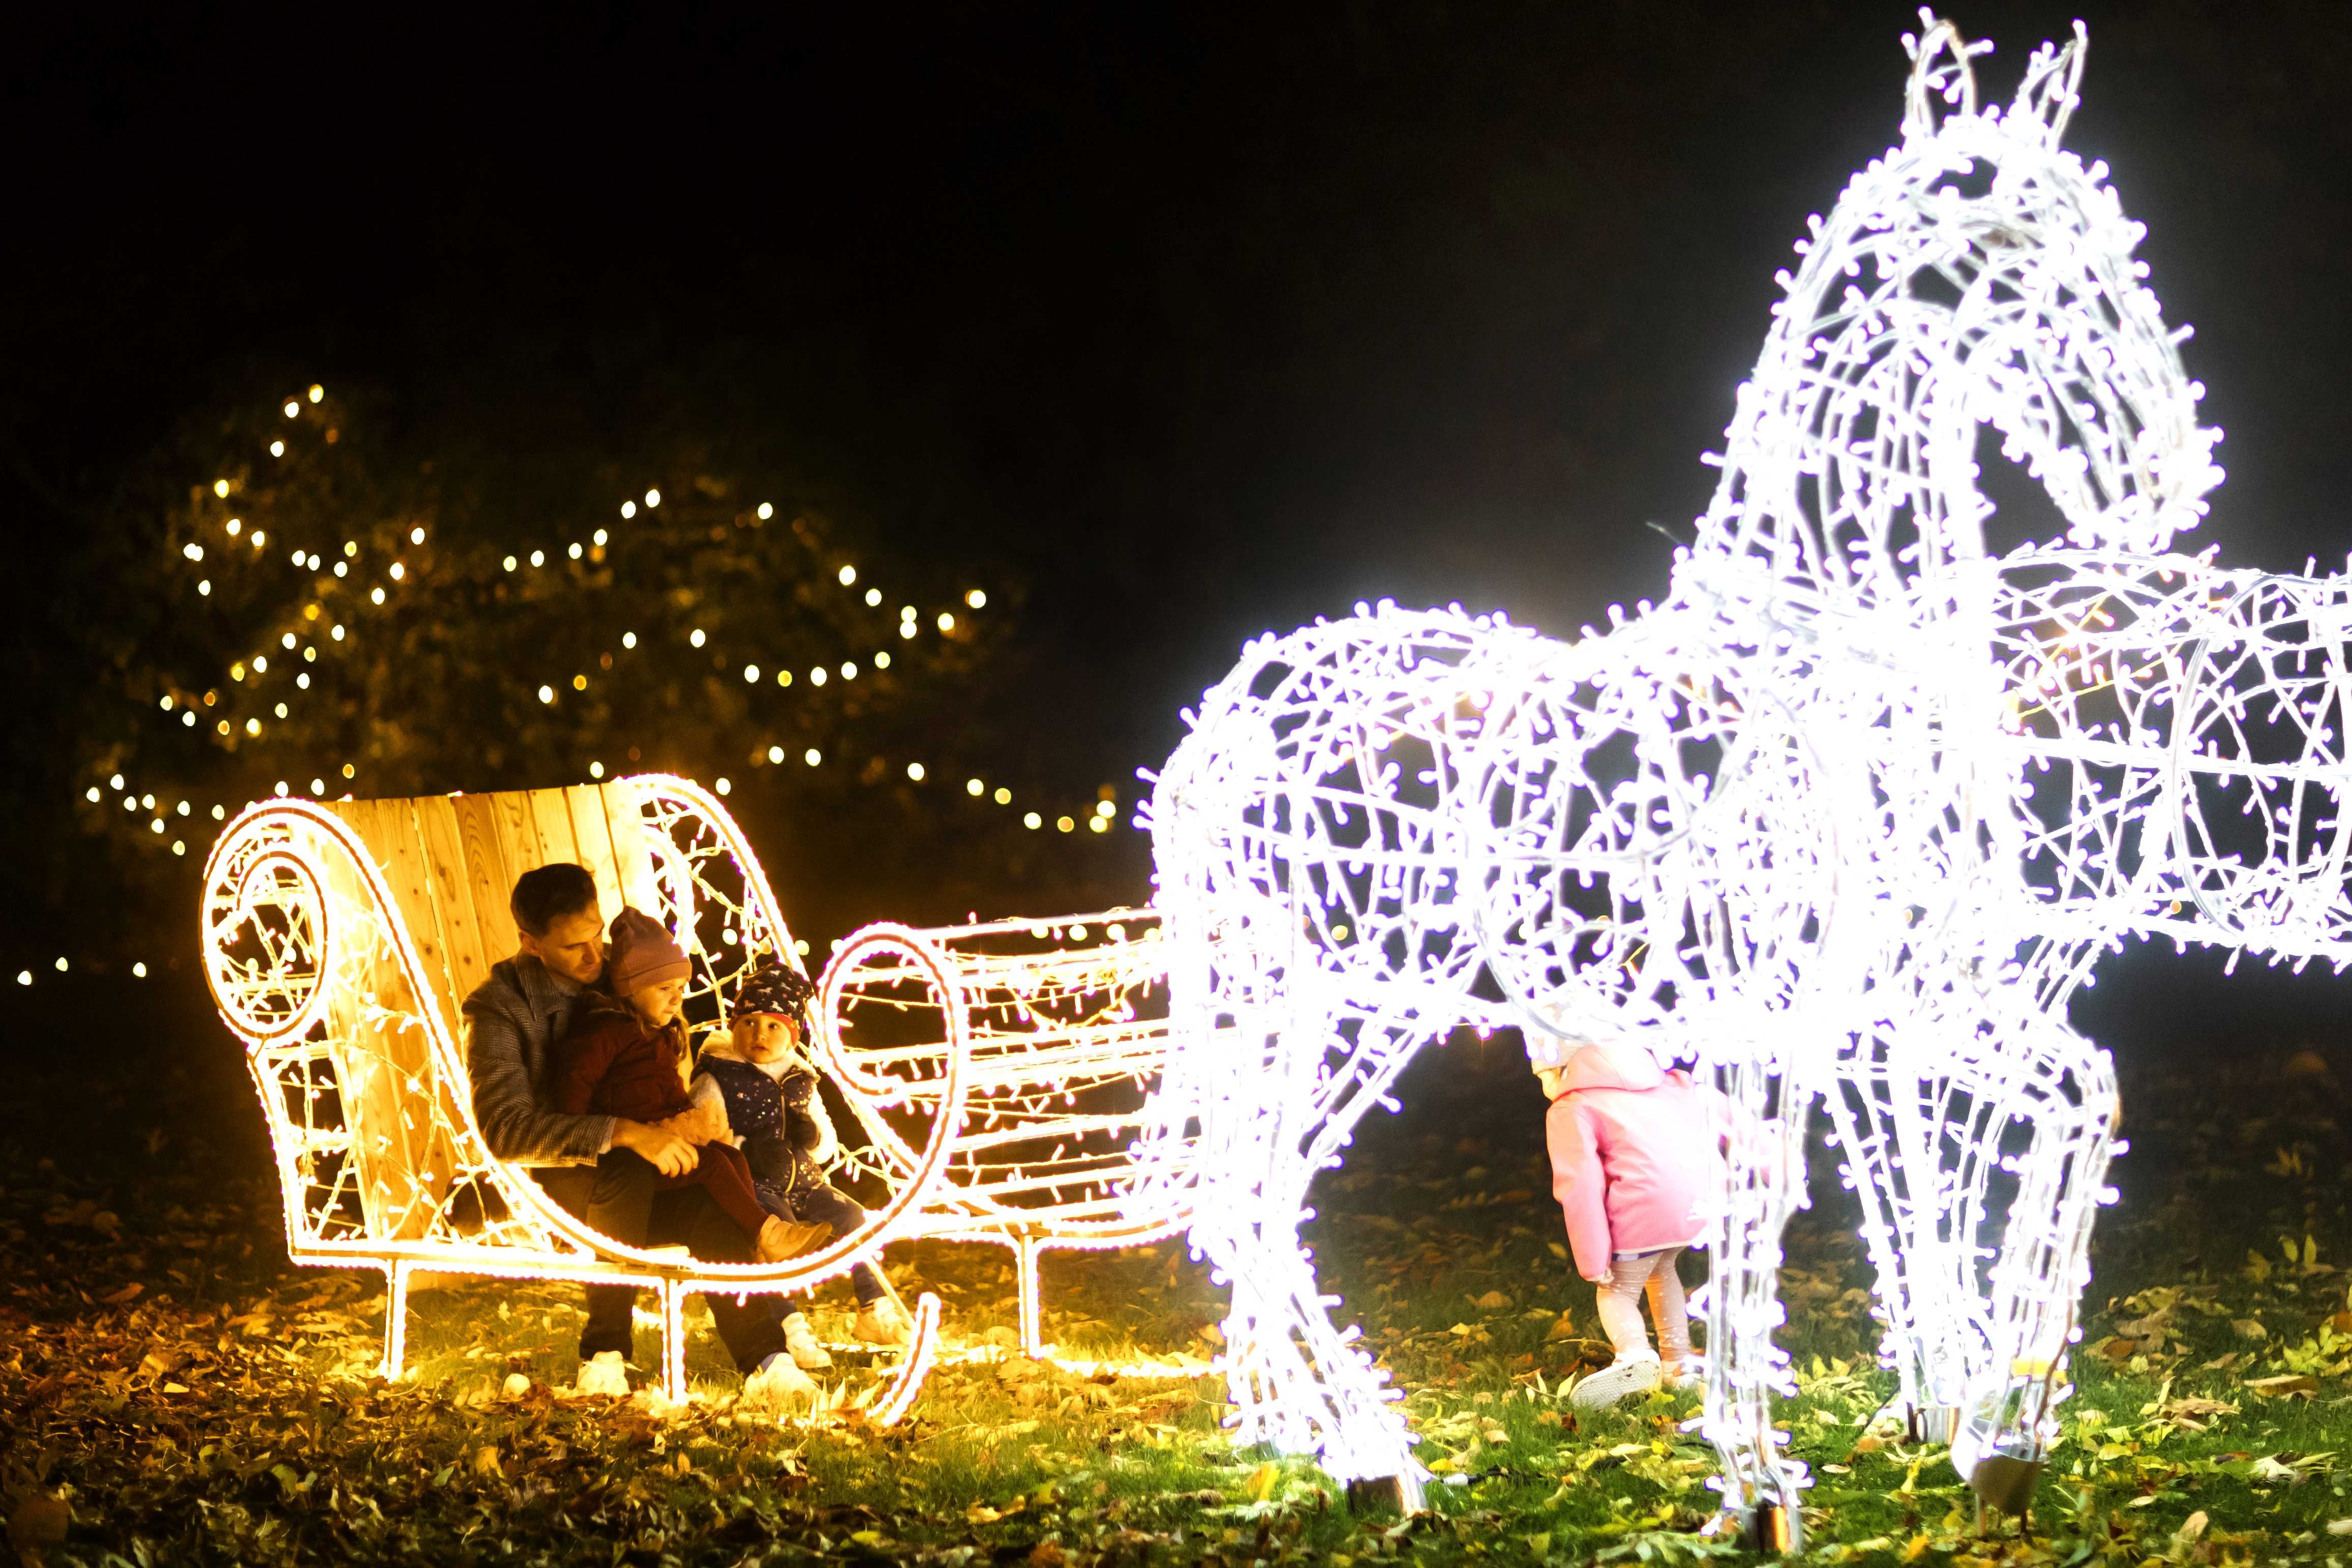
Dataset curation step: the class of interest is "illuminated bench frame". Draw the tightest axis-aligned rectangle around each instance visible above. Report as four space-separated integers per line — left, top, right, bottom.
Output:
198 775 959 1411
813 914 1195 1357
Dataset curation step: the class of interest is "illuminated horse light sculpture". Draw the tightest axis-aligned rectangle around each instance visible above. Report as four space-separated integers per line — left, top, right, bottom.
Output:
1145 16 2347 1539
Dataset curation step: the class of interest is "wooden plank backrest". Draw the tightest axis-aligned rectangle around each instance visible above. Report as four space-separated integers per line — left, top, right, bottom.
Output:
525 789 580 873
413 799 495 1012
453 795 522 964
600 780 667 917
564 785 628 928
316 798 463 1241
325 781 677 1044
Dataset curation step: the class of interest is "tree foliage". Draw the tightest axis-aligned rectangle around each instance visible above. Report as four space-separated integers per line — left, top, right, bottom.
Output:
47 380 1129 961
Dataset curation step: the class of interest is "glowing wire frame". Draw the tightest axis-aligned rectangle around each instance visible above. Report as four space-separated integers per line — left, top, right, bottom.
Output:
1133 15 2328 1541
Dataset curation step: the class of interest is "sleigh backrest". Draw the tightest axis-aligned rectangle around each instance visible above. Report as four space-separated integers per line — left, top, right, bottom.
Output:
323 785 670 1038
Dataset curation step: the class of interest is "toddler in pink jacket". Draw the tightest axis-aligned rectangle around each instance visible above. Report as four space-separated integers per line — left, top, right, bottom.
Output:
1539 1035 1733 1409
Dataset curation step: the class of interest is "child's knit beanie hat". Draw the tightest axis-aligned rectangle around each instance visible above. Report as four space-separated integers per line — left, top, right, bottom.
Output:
608 907 691 995
733 960 815 1028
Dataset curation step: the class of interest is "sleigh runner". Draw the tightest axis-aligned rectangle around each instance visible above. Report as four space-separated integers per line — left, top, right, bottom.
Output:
199 774 1193 1407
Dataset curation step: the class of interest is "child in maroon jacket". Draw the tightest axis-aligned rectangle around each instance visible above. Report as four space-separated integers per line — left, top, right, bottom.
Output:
553 908 820 1264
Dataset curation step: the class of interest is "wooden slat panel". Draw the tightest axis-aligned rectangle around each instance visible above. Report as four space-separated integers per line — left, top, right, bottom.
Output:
453 793 521 964
563 784 627 928
312 812 453 1242
525 787 580 871
414 797 496 1015
601 779 666 919
489 792 541 923
341 799 463 1029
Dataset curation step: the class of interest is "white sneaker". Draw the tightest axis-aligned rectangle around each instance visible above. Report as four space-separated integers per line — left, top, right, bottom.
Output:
575 1350 631 1397
1570 1352 1662 1410
783 1311 833 1370
854 1300 914 1347
741 1352 818 1409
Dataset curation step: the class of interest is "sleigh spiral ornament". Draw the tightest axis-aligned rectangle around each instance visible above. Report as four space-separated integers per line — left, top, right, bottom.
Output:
1139 14 2349 1537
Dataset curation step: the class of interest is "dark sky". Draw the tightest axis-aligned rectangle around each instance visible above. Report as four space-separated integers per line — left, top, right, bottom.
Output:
8 2 2352 1044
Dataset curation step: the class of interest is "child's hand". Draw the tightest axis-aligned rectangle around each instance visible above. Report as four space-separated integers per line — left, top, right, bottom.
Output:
614 1120 698 1178
656 1103 729 1146
678 1100 729 1145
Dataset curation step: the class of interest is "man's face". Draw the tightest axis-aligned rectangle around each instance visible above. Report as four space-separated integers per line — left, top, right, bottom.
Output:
520 905 606 986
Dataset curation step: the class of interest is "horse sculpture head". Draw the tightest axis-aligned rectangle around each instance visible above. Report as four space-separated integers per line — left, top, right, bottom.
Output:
1686 17 2222 619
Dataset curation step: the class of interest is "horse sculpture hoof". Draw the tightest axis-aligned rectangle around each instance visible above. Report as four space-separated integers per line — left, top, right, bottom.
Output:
1743 1503 1798 1555
1345 1476 1409 1515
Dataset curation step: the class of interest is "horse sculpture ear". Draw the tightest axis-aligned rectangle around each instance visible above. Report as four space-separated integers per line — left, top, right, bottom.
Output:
2009 22 2088 150
1902 11 1989 141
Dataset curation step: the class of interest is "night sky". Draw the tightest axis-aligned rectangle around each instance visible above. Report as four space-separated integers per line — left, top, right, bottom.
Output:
7 2 2351 1051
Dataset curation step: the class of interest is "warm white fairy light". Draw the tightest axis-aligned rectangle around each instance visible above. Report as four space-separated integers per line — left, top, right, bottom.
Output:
1130 15 2308 1535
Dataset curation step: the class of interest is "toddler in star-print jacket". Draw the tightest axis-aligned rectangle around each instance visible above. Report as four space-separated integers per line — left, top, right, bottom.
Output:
1536 1033 1739 1410
688 960 917 1370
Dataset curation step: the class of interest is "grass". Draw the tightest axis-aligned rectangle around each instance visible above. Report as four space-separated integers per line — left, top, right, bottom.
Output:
7 1002 2352 1565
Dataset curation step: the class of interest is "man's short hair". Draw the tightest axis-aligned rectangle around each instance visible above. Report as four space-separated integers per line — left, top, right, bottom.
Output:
511 863 600 938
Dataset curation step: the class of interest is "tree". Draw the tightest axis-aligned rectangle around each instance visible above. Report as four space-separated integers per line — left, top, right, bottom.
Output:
42 379 1141 977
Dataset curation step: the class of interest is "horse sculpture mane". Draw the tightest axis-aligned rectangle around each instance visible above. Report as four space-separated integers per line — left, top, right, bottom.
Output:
1142 15 2331 1543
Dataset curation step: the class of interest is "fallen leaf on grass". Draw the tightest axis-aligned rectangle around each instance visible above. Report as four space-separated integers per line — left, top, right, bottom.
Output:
2244 1374 2318 1398
2326 1518 2352 1536
136 1347 189 1380
2233 1319 2269 1341
473 1446 502 1477
2176 1511 2209 1544
101 1282 142 1305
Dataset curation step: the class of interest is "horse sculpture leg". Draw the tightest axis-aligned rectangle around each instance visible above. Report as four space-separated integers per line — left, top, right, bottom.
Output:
1699 1055 1813 1551
1950 1010 2118 1519
1196 1200 1423 1509
1824 1002 2117 1516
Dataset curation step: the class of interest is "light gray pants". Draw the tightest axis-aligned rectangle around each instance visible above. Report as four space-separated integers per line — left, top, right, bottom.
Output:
1594 1246 1693 1364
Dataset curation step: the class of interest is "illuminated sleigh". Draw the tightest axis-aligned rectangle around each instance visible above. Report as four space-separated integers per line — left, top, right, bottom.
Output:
198 775 963 1411
200 774 1200 1407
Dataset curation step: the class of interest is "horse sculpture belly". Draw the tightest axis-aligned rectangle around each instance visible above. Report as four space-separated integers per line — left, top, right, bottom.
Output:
1141 16 2341 1544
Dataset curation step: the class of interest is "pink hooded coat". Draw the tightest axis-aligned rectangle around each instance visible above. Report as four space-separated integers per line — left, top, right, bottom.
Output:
1544 1041 1731 1282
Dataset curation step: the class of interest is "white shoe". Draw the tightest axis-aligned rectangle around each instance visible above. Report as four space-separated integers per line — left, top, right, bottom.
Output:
741 1352 818 1409
783 1312 833 1370
854 1300 913 1347
1570 1352 1662 1410
575 1350 631 1397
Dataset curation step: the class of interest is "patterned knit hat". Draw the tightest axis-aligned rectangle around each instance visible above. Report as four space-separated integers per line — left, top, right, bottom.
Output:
607 907 691 996
732 960 814 1028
